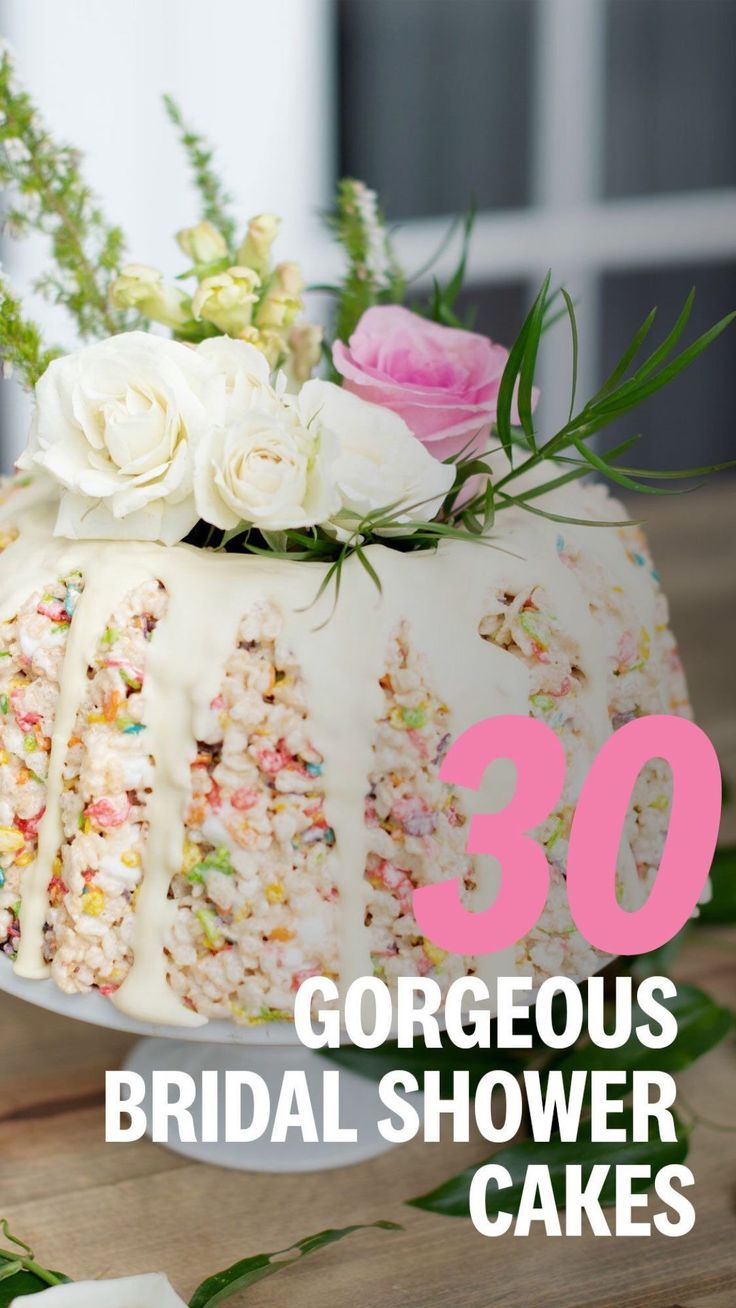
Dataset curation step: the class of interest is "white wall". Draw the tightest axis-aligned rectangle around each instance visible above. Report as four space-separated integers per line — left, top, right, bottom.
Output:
0 0 336 462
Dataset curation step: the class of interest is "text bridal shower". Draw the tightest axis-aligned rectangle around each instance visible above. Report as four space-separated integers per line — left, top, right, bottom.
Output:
107 973 695 1238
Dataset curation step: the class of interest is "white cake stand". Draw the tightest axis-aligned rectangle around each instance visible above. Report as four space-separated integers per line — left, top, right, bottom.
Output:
0 959 417 1173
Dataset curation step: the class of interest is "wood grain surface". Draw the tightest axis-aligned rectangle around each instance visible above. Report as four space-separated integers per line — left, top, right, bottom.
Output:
0 483 734 1308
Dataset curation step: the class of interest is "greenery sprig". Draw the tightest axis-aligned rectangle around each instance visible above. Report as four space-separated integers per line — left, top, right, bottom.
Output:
424 201 477 328
325 178 405 344
187 1223 399 1307
0 274 60 388
441 279 736 539
0 1221 399 1306
163 94 237 254
0 1219 68 1297
0 45 133 340
492 279 736 502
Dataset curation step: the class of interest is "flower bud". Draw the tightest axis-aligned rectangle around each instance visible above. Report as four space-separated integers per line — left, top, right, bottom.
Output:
236 213 280 278
109 264 194 331
253 328 286 369
255 291 301 332
285 322 323 388
237 325 261 347
176 220 229 268
191 266 260 335
273 261 304 298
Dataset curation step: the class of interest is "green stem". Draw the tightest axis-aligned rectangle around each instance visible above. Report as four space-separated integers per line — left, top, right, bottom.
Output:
493 410 596 497
0 1261 24 1282
24 1259 65 1287
0 1250 65 1287
44 192 118 335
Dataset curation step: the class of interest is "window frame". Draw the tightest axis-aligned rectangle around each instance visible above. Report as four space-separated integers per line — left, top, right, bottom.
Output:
332 0 736 426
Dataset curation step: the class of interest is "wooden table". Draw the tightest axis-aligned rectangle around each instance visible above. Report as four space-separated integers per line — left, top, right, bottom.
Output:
0 484 734 1308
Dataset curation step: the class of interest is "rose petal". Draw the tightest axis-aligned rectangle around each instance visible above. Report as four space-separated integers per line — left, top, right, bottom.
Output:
332 304 536 459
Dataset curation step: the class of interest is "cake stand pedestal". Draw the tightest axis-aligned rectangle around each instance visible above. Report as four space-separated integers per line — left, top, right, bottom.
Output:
0 962 417 1172
123 1034 400 1172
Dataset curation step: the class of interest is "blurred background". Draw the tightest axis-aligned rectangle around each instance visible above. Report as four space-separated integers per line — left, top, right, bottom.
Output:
0 0 734 470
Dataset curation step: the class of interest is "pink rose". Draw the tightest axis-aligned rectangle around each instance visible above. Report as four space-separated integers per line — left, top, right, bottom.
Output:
332 305 522 461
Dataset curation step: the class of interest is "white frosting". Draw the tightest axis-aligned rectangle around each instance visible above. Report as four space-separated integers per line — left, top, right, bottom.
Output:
0 477 656 1026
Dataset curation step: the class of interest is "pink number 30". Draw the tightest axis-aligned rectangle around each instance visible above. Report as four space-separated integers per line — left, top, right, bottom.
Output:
413 713 721 957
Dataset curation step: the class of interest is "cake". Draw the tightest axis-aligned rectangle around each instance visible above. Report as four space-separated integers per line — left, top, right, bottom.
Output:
0 470 688 1028
0 70 722 1030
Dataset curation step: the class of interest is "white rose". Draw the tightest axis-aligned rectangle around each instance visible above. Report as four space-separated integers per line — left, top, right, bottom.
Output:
194 385 339 532
196 335 271 398
9 1272 186 1307
296 380 455 532
18 332 213 545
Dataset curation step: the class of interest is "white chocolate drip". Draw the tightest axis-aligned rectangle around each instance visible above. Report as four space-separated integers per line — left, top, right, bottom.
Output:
15 551 152 979
112 557 248 1027
0 476 658 1025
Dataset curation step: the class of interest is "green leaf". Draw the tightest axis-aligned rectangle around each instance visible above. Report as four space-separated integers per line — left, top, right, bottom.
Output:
554 454 736 481
554 983 733 1084
517 271 551 449
614 289 695 394
0 1256 68 1305
698 845 736 923
480 476 495 531
0 1272 68 1304
596 307 658 398
512 437 642 504
443 200 477 309
188 1223 401 1308
409 1109 689 1217
541 287 572 335
495 287 734 515
420 203 477 327
405 212 462 287
630 926 690 980
0 1222 69 1302
570 436 700 497
595 308 736 417
497 491 637 529
0 1269 54 1304
496 276 554 459
355 545 383 594
163 95 236 250
561 288 579 423
306 555 346 627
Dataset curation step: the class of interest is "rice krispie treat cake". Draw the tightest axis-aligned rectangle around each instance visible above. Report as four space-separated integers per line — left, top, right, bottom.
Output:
0 474 690 1028
0 69 725 1032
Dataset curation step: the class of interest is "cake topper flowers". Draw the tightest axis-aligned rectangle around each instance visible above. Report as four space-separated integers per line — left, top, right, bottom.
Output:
0 40 733 598
17 331 451 544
